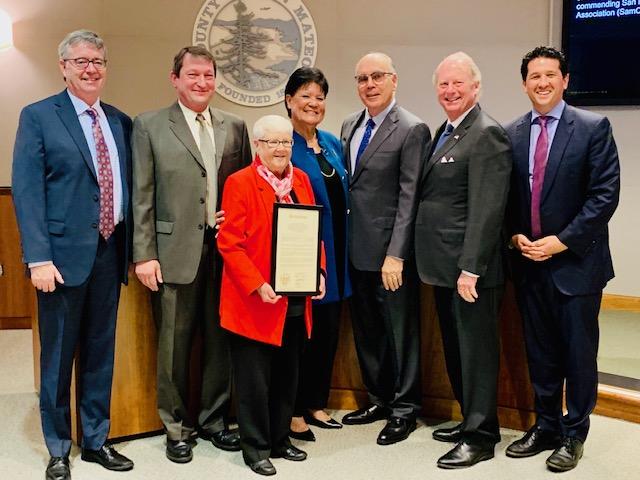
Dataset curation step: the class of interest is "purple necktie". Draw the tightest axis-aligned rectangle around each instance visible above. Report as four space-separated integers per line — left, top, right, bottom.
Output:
86 108 115 240
530 115 548 239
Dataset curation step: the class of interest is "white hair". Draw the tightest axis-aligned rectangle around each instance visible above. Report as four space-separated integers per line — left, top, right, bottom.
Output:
432 51 482 87
253 115 293 139
58 29 106 59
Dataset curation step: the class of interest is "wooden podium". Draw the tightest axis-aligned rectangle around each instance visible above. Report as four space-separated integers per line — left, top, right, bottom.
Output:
33 277 535 443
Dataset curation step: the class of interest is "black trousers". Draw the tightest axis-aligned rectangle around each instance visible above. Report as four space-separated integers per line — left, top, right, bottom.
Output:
38 231 121 457
152 242 232 441
515 265 601 442
348 261 421 419
433 285 502 444
294 301 342 415
230 315 305 465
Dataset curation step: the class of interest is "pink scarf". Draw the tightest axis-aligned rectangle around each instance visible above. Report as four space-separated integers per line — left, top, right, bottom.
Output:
253 155 294 203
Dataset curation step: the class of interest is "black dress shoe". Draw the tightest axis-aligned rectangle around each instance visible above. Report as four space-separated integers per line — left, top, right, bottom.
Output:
342 405 389 425
271 445 307 461
377 417 417 445
209 428 241 452
289 428 316 441
506 425 561 458
437 441 495 469
81 444 134 471
249 459 277 476
166 439 193 463
46 457 70 480
304 412 343 429
432 423 463 443
546 437 584 472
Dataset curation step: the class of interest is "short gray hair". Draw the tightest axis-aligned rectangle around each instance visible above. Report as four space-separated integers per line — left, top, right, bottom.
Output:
432 51 482 87
253 115 293 139
58 30 106 59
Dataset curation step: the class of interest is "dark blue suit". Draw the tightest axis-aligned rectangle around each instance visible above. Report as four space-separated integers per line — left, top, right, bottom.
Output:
505 104 620 441
12 90 131 456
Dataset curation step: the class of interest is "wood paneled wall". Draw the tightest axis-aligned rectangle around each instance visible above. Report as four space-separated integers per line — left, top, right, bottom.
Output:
0 189 34 329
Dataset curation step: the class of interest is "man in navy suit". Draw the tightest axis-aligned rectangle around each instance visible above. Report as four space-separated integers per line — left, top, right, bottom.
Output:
504 46 620 472
12 30 133 480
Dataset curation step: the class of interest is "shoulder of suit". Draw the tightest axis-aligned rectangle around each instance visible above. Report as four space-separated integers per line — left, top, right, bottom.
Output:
394 105 427 127
21 91 67 113
101 102 131 123
316 128 340 146
564 104 607 125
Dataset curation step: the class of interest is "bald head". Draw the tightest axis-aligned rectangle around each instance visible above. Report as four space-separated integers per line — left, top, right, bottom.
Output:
355 52 396 75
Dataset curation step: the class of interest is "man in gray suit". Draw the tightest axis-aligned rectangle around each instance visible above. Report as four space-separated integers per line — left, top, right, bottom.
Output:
132 46 251 463
415 52 511 469
340 52 430 445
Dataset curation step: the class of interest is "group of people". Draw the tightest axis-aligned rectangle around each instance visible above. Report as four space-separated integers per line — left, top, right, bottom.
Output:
11 28 620 480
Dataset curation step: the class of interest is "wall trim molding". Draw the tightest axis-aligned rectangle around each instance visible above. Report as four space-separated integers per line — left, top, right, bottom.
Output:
602 294 640 312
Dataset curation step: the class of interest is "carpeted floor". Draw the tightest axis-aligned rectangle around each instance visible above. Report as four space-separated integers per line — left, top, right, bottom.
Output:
1 329 639 480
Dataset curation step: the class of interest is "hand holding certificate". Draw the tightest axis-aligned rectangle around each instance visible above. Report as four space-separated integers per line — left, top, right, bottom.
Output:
271 203 323 296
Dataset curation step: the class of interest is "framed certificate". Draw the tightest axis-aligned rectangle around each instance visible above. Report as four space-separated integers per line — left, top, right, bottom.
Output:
271 203 323 296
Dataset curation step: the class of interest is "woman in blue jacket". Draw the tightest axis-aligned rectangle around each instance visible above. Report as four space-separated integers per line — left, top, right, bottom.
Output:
285 67 351 441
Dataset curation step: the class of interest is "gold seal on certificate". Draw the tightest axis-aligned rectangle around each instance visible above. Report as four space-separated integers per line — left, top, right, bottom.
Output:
271 203 323 296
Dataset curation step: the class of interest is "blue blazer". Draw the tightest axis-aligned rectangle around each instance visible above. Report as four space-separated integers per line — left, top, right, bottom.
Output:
505 104 620 295
291 129 351 303
12 90 132 286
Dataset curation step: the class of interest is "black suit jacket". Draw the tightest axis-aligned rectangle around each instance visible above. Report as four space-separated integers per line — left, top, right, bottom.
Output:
415 105 512 288
505 104 620 295
341 104 430 271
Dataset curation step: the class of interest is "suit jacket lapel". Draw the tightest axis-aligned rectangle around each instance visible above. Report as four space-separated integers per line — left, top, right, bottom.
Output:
514 114 532 209
422 105 481 179
342 111 364 175
104 106 129 207
542 107 574 203
211 107 227 169
168 102 205 170
351 106 399 184
55 91 97 182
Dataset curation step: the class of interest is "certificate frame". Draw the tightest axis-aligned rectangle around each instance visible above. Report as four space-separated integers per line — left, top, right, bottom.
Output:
270 202 323 296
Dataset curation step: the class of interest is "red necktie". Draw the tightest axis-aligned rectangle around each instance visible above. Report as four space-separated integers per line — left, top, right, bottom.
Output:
530 115 548 239
86 108 115 240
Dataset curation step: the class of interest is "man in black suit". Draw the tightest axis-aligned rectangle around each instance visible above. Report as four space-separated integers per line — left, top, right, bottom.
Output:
415 52 512 469
504 46 620 472
340 52 430 445
12 30 134 480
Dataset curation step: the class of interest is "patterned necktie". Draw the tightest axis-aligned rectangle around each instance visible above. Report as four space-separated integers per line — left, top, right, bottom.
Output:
196 113 217 227
355 118 376 167
86 108 114 240
530 115 549 239
434 123 454 154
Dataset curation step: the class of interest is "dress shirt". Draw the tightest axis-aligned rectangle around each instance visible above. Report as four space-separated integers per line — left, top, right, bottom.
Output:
528 100 565 188
178 101 216 154
29 90 123 269
349 99 396 174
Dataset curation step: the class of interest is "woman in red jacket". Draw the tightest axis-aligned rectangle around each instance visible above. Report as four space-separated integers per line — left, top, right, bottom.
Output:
217 114 325 476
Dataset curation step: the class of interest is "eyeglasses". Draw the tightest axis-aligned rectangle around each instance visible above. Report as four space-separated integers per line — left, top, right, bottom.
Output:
258 139 294 148
63 57 107 70
355 71 394 86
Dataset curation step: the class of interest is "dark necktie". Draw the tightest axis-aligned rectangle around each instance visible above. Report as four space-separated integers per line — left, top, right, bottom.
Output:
530 115 549 239
434 123 454 154
196 113 217 227
355 118 376 167
86 108 114 240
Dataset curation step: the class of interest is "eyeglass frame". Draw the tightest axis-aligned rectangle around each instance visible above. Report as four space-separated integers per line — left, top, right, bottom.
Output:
258 139 294 148
354 71 395 86
62 57 108 70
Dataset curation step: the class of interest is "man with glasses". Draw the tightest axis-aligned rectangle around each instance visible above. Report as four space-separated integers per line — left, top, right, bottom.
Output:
340 52 430 445
132 46 251 463
12 29 133 480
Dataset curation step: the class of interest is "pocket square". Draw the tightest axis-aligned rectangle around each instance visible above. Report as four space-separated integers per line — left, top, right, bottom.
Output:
447 157 455 163
441 156 455 163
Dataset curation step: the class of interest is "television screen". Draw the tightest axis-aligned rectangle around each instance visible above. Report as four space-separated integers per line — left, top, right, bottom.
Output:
562 0 640 105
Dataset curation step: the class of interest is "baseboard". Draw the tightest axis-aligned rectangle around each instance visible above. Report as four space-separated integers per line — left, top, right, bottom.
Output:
601 294 640 312
0 317 31 329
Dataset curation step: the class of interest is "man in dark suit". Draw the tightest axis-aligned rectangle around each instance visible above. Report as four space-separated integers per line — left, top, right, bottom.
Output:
12 30 134 480
132 46 252 463
415 52 512 469
340 52 430 445
504 46 620 473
